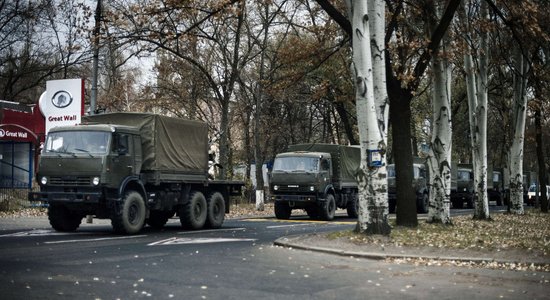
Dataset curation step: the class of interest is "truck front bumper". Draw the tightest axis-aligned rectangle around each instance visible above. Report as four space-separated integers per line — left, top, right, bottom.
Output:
29 191 102 204
270 194 321 202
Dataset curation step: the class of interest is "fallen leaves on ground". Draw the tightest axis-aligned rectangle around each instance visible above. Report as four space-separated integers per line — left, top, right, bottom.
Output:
331 209 550 271
396 210 548 255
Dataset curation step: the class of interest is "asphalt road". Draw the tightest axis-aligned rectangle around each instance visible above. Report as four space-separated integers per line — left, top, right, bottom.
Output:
0 207 547 300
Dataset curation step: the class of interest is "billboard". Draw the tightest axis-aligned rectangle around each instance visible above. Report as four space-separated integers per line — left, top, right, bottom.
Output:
39 79 84 134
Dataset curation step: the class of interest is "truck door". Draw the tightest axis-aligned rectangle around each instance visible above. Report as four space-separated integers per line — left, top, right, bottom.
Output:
111 133 135 180
320 158 332 192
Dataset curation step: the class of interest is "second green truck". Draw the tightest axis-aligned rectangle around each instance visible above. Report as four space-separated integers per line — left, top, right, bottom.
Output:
269 144 360 220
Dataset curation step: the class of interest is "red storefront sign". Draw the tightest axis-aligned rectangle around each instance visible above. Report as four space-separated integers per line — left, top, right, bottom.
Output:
0 104 45 145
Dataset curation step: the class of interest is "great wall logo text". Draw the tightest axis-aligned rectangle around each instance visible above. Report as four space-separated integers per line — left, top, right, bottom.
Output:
0 128 28 139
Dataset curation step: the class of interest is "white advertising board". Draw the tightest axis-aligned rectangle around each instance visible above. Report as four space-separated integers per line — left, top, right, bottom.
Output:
39 79 84 135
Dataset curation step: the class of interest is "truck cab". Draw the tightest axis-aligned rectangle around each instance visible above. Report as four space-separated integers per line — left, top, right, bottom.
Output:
387 162 429 213
270 144 360 221
451 164 475 208
31 125 144 231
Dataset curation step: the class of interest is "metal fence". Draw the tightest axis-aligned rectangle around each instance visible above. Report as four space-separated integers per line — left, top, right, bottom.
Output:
0 187 38 211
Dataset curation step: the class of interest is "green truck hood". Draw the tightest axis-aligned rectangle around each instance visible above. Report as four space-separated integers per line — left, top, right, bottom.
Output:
38 156 104 176
271 172 319 186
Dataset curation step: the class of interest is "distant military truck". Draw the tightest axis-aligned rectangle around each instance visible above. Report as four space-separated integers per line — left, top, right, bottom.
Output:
450 163 474 208
488 167 504 206
269 144 360 221
387 158 429 214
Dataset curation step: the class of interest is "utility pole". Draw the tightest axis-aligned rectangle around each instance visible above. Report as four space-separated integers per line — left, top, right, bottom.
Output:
90 0 102 115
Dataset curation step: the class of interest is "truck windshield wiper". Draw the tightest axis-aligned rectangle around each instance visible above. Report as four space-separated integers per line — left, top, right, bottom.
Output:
49 149 76 157
74 148 94 158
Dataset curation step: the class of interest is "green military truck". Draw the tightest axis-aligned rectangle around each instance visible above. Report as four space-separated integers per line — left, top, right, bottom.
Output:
387 158 430 214
29 113 243 234
269 144 360 221
450 163 475 208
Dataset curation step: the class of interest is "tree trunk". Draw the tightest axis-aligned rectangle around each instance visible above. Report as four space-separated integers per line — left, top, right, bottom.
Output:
347 0 390 235
254 1 270 211
534 105 548 212
390 96 417 227
461 0 490 220
426 0 452 225
509 46 529 215
426 43 452 224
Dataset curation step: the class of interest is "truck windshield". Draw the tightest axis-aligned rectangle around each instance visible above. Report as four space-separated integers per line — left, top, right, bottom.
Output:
457 170 471 181
45 131 110 155
273 157 319 172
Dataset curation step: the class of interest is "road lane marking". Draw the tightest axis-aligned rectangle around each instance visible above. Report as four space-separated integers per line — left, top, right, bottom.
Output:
243 218 356 225
266 224 316 229
148 237 257 246
0 229 85 237
44 235 147 244
177 227 247 235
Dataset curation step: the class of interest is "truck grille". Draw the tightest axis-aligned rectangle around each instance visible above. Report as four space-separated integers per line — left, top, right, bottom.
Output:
276 185 311 193
49 176 92 186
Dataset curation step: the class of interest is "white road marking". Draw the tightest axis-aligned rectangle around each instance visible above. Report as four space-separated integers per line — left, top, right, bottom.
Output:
148 237 257 246
266 223 315 229
0 229 79 237
44 235 147 244
177 227 247 235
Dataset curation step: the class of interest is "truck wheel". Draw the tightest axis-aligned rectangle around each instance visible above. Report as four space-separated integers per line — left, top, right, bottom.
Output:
111 191 146 234
274 201 291 219
305 206 320 219
417 193 429 214
346 198 359 218
320 194 336 221
48 205 82 232
205 192 225 229
147 210 172 229
180 191 207 230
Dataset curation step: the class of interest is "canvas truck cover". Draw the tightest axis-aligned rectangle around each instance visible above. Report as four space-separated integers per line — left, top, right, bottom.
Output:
83 113 208 174
287 144 360 183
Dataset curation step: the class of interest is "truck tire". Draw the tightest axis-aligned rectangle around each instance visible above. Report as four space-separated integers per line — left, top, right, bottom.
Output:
305 206 320 219
147 210 172 229
274 201 291 219
180 191 207 230
346 197 359 218
319 194 336 221
205 192 225 229
48 205 82 232
417 193 429 214
111 190 146 234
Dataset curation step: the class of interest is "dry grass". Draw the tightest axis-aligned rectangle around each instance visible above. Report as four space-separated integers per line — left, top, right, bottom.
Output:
332 209 550 256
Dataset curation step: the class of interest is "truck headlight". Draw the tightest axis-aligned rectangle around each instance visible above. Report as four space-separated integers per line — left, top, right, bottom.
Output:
273 185 279 191
310 186 315 192
92 177 100 186
40 176 48 185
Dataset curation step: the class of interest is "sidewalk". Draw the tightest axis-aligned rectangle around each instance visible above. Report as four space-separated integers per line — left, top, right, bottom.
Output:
274 232 550 270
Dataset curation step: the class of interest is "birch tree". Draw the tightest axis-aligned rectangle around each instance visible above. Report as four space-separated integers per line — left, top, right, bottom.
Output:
426 1 452 225
317 0 460 228
346 0 390 235
508 45 529 214
461 0 490 219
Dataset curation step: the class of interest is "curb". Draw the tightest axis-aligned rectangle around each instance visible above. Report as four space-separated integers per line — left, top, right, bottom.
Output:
273 234 550 267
